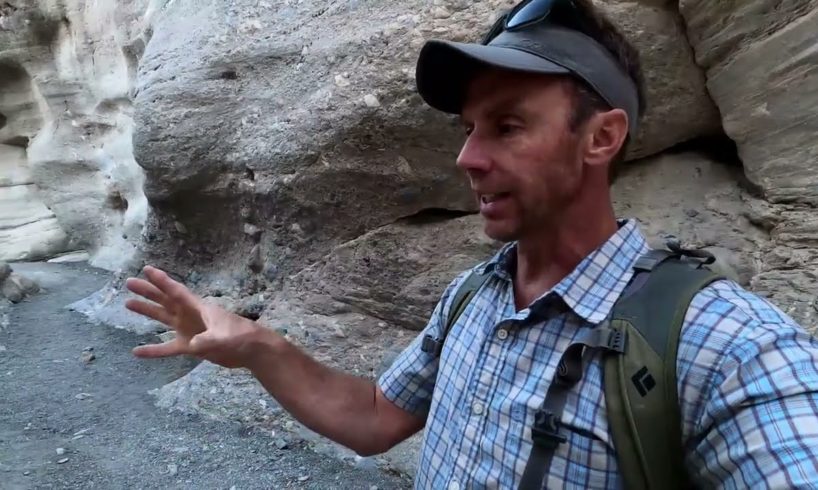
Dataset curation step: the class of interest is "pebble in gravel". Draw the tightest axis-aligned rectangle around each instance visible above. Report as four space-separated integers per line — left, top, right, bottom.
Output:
81 350 96 363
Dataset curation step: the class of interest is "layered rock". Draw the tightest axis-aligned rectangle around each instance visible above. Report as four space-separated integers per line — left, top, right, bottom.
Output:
0 43 68 261
593 0 721 159
0 143 68 261
0 0 150 269
680 0 818 327
680 0 818 204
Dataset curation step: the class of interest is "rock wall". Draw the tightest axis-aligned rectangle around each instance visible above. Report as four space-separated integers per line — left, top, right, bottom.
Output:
0 0 149 270
680 0 818 327
594 0 722 159
0 14 67 262
133 0 722 307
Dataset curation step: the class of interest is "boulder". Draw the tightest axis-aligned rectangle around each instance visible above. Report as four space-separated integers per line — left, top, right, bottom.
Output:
287 213 498 330
151 360 281 424
133 0 720 284
0 262 41 303
13 273 39 295
0 276 23 303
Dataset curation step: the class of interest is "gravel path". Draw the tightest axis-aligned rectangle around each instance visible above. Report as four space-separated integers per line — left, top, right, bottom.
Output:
0 262 412 490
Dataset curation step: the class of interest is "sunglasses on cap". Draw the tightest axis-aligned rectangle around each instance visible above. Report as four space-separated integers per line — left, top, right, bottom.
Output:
481 0 589 45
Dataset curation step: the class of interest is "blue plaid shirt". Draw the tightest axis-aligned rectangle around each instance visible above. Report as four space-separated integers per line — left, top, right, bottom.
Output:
378 219 818 489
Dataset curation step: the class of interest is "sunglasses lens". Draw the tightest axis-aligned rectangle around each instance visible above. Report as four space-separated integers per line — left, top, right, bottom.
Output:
506 0 557 29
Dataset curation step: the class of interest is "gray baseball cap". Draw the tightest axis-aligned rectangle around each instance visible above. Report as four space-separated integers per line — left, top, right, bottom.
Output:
415 22 641 136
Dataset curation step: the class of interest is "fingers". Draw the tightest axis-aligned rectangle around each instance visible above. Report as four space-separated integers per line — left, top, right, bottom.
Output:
125 277 169 306
133 338 186 358
142 266 200 309
125 298 173 325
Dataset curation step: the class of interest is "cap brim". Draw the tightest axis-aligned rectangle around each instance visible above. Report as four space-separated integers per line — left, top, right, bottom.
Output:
416 40 571 115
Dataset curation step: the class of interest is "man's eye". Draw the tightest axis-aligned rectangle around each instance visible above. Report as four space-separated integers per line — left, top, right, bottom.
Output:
498 123 520 135
464 126 474 136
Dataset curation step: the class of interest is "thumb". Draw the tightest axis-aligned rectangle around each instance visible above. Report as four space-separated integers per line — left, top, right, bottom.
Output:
188 331 219 355
133 338 186 358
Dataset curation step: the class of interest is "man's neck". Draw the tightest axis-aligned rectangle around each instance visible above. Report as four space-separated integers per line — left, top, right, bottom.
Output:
512 205 618 310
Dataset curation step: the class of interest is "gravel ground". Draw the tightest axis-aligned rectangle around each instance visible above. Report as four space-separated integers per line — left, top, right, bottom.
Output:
0 262 412 490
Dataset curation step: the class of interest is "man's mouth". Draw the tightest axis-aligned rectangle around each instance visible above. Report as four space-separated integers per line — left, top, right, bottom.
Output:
480 192 511 204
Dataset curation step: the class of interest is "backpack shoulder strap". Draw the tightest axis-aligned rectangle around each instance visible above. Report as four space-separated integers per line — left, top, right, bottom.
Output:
421 269 491 357
604 255 723 490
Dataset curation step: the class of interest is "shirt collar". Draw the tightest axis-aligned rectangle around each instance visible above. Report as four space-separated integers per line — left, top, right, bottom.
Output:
478 219 651 324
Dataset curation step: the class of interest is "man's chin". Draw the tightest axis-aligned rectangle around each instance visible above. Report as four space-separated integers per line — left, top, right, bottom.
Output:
482 222 518 243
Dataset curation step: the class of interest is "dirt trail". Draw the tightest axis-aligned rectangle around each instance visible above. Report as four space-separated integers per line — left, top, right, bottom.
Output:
0 261 411 489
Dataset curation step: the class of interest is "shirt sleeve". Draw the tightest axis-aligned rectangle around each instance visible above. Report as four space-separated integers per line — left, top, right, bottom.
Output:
677 280 818 488
377 270 471 419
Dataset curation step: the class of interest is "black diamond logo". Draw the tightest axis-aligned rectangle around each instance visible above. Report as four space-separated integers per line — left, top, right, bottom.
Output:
631 366 656 397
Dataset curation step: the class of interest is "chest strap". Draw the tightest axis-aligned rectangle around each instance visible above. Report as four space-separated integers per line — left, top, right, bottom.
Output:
518 323 627 490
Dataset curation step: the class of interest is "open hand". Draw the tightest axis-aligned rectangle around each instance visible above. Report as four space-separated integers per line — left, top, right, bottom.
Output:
125 265 260 368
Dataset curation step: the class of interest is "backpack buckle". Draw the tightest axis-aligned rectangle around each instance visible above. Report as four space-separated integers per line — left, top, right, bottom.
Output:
421 335 443 356
606 327 627 353
666 239 716 265
531 409 567 449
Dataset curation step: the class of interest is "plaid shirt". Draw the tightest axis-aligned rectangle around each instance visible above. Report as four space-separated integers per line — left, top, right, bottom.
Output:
379 219 818 489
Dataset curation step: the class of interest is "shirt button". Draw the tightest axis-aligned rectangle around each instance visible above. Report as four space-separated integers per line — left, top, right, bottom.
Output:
472 402 484 416
497 329 508 340
449 481 461 490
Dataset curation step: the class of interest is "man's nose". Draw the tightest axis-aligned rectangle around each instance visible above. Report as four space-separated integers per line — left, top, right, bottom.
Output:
456 133 492 174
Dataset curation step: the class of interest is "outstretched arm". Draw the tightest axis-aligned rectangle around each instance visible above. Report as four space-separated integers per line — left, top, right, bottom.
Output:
125 265 424 455
240 326 425 455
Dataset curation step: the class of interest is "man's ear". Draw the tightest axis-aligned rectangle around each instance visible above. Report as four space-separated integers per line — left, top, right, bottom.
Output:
583 108 629 167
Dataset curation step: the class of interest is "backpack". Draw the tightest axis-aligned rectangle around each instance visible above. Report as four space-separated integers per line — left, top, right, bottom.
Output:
420 242 725 490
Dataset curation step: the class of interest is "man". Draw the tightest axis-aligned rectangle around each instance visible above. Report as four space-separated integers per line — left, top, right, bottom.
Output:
125 0 818 488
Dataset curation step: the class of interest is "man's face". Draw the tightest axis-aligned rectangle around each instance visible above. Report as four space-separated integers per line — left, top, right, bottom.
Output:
457 69 585 243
